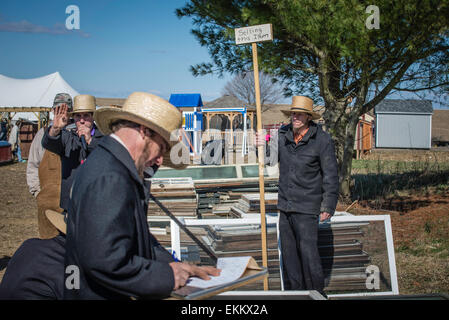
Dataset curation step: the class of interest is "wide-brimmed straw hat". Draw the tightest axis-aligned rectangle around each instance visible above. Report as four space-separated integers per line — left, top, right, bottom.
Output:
281 96 321 120
70 94 97 114
45 210 66 235
94 92 188 169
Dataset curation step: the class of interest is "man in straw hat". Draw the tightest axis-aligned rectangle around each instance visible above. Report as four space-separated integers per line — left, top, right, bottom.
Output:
274 96 338 296
42 94 104 213
63 92 219 299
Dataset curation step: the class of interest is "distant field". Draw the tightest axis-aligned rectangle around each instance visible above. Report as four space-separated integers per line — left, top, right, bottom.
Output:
352 159 449 174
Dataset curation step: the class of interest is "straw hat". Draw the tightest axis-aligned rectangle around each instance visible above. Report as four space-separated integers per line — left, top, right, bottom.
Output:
281 96 321 120
70 94 97 114
94 92 188 169
45 210 66 235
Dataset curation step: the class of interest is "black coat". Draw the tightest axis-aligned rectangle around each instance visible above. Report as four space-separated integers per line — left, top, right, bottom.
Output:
41 126 104 211
0 235 66 300
64 136 174 300
277 122 339 215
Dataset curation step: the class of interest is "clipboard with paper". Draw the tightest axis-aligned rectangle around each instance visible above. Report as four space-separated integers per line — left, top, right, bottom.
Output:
171 256 268 300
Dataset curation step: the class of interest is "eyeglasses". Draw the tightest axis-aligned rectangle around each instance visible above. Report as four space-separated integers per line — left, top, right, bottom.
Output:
140 126 169 154
74 113 93 120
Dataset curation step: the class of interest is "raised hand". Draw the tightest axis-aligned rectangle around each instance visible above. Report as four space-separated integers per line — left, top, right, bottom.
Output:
49 104 69 136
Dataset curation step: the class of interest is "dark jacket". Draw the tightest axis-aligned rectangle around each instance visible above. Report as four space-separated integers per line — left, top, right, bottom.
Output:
0 235 66 300
64 136 174 300
41 126 104 211
277 122 339 215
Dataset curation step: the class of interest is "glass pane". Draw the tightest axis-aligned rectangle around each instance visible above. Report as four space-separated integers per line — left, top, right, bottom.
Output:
241 165 269 178
154 166 237 180
321 220 393 295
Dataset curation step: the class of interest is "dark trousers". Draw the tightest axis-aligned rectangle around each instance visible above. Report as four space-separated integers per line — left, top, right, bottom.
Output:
279 211 324 292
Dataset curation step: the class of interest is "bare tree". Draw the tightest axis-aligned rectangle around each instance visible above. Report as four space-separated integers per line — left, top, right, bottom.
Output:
222 72 285 106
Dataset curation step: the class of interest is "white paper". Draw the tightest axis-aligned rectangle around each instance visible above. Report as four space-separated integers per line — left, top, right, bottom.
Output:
234 24 273 45
186 256 251 289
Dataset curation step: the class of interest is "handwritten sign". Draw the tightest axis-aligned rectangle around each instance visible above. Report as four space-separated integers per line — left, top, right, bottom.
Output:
235 24 273 45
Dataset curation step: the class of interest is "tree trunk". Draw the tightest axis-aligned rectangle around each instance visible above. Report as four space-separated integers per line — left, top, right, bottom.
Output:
322 99 359 201
338 115 359 200
319 56 360 200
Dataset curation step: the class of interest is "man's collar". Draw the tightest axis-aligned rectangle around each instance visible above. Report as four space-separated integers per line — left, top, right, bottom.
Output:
99 135 144 189
285 122 317 143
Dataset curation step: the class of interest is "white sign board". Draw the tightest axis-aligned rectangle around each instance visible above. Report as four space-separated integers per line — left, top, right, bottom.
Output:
235 24 273 45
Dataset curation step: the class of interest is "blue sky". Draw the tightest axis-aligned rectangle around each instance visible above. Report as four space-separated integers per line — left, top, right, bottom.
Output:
0 0 234 101
0 0 447 108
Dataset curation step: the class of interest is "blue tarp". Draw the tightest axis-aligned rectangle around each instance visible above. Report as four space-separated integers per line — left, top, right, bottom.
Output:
169 94 203 107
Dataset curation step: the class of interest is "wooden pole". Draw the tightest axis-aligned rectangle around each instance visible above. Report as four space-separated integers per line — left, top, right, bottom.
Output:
252 42 269 290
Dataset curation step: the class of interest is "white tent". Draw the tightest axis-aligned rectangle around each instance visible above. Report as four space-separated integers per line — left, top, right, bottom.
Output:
0 72 80 121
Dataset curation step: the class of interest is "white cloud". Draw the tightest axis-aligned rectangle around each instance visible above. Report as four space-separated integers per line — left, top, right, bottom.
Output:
0 20 90 38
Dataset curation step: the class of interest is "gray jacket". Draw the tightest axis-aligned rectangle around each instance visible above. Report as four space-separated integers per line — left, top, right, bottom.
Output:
26 128 46 197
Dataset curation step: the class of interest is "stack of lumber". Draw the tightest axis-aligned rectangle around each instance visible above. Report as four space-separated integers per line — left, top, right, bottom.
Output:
211 203 238 217
230 193 279 217
319 222 372 292
196 219 373 292
150 224 207 264
193 181 279 217
201 224 281 290
148 178 198 217
197 191 220 217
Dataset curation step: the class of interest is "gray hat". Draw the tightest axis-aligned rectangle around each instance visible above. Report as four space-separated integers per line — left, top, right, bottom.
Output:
53 93 73 110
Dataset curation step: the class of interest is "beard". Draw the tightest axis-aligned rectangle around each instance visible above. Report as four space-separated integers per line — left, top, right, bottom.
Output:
136 139 152 178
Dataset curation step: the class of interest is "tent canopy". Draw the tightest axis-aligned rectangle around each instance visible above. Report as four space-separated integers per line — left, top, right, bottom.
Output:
0 72 80 121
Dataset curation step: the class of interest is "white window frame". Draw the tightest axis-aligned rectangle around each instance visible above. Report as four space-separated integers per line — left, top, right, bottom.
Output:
168 214 399 298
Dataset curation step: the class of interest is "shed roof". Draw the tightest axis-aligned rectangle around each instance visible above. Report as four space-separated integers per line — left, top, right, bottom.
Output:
375 99 433 114
169 94 203 107
260 104 290 125
203 95 246 108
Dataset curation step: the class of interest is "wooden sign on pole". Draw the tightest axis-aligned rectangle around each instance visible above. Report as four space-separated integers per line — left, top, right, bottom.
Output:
235 23 273 291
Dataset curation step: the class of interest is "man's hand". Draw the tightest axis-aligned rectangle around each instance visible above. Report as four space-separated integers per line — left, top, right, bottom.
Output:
320 212 331 222
169 262 221 290
77 126 92 145
253 131 266 147
49 104 69 136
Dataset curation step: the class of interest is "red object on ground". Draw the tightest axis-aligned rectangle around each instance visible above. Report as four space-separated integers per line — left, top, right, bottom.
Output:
0 142 13 164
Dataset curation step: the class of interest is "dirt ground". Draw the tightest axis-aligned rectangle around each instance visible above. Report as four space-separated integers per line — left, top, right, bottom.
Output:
0 162 38 281
1 153 448 295
337 192 449 294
